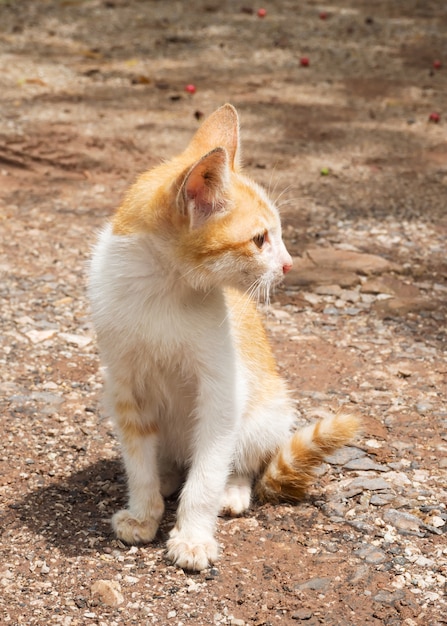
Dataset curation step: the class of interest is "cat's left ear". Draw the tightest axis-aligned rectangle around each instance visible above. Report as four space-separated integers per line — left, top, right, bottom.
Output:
178 147 230 229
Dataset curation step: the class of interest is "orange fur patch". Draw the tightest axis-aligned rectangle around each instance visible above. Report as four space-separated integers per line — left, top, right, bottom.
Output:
115 400 159 441
256 411 362 504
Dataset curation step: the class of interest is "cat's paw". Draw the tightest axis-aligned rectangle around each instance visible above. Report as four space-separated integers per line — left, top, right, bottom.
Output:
219 478 251 516
166 527 219 571
112 509 160 544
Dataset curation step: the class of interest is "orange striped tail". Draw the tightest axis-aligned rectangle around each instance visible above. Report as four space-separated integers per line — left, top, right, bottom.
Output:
255 411 362 504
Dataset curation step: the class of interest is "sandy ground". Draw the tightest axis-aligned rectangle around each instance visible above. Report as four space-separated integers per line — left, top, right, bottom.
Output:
1 1 446 624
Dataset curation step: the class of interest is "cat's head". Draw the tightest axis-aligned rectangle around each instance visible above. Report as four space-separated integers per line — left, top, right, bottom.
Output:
173 104 292 297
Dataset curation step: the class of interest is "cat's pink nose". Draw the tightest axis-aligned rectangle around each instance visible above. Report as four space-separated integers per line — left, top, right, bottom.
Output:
282 260 293 274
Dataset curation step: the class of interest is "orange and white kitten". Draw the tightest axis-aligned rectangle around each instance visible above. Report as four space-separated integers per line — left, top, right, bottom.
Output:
88 104 359 571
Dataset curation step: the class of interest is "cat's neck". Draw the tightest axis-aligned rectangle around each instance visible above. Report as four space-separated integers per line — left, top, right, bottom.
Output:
123 230 223 304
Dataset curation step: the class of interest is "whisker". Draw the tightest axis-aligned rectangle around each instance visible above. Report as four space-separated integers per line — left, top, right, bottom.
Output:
218 278 262 328
267 162 280 199
273 184 295 208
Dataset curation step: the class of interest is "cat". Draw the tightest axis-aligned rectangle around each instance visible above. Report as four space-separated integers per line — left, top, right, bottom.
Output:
88 104 360 571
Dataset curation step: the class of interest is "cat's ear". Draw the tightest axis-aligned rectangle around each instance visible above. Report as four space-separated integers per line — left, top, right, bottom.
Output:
186 103 240 169
178 147 230 229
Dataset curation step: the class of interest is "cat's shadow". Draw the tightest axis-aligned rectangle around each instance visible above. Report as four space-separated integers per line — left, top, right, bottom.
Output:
9 458 177 557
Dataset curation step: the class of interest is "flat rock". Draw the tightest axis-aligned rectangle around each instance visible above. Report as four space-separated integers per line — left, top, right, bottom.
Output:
284 264 360 289
306 248 395 275
347 477 391 491
296 577 332 592
383 509 425 536
370 493 396 506
25 329 57 344
285 247 397 290
59 332 92 348
361 276 420 298
373 296 435 317
325 446 366 465
356 546 387 564
373 589 406 605
343 457 390 472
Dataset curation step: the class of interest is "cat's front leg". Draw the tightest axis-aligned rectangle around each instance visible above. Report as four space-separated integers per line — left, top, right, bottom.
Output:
111 395 164 545
166 363 239 571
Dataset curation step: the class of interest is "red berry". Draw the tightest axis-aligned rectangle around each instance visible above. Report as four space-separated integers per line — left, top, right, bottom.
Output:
300 56 310 67
257 8 267 18
319 11 327 19
185 84 196 94
433 59 442 70
429 112 440 123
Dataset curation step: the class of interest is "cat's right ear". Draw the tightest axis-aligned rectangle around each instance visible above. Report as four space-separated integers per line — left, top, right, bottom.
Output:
177 147 230 229
186 103 240 169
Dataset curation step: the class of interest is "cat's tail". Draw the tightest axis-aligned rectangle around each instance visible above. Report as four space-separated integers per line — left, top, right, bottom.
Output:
255 411 361 504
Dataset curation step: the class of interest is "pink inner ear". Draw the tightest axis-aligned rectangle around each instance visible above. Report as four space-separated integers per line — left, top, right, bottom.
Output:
182 148 229 227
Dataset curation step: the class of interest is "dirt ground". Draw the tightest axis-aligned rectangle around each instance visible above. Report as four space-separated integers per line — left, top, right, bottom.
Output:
1 1 447 625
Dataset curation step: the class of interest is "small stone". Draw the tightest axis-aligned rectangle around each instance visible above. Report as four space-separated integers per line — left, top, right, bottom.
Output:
91 580 124 607
167 610 177 619
347 477 391 491
323 306 340 315
429 516 445 528
314 284 342 296
230 618 245 626
357 546 387 564
59 332 92 348
326 446 366 465
124 575 139 584
25 329 57 343
292 609 313 620
340 289 360 302
383 509 424 536
348 564 370 584
373 589 405 605
296 577 331 592
343 457 390 472
416 401 432 415
271 308 291 320
370 493 395 506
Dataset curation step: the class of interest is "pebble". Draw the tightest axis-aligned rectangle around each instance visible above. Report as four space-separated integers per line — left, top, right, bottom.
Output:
314 285 342 296
416 401 432 415
25 329 57 343
348 564 371 584
373 589 405 605
296 577 331 592
383 509 425 536
370 493 395 506
292 609 314 620
323 306 340 316
343 457 390 472
356 546 387 564
347 477 391 492
91 580 124 607
325 446 366 465
59 332 92 348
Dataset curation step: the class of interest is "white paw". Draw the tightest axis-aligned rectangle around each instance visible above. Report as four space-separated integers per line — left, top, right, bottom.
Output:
112 509 160 544
219 479 252 516
166 527 219 571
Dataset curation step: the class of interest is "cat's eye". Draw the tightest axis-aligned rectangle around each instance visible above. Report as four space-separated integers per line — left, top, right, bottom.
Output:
253 232 267 249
